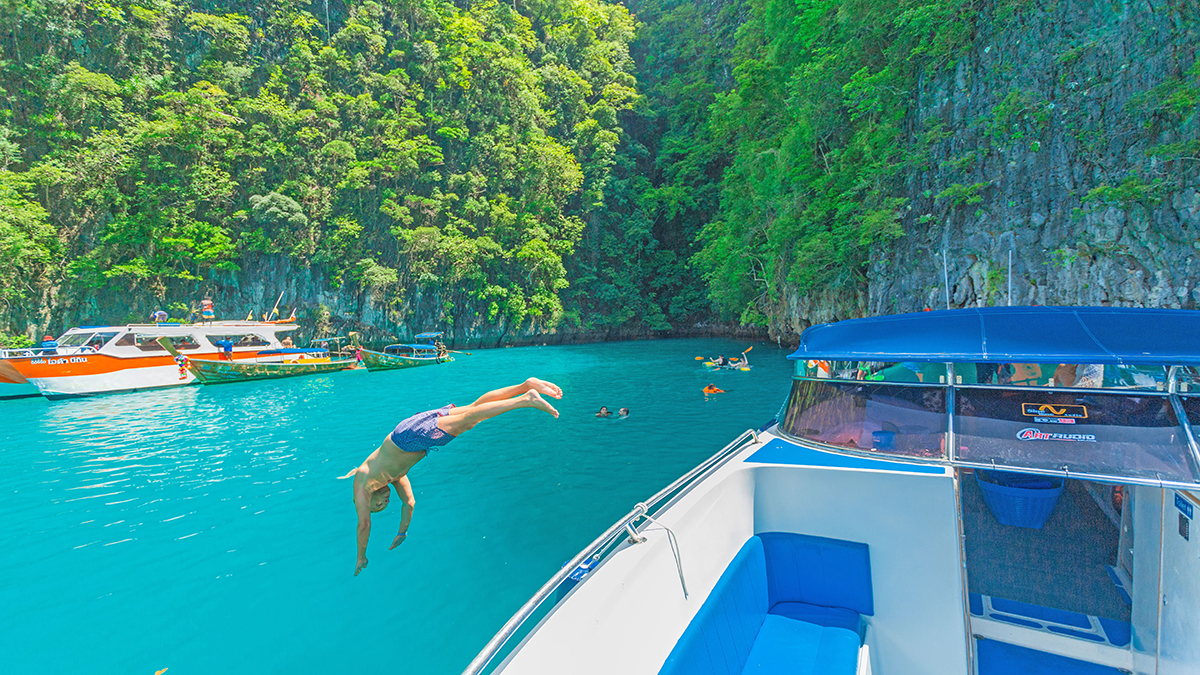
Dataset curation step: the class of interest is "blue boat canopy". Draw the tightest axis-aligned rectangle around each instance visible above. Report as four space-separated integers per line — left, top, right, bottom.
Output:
385 343 437 351
414 332 443 340
788 306 1200 365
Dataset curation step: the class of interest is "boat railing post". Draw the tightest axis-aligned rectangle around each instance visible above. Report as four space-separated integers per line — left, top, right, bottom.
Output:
945 362 957 463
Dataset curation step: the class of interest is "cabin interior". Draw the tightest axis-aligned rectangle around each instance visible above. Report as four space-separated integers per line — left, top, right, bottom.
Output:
960 473 1200 675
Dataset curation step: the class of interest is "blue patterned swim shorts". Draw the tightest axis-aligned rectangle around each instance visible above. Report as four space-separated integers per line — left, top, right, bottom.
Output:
389 404 457 454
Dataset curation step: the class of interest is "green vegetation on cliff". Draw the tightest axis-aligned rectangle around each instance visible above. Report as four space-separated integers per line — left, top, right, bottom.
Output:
3 0 1197 337
1 0 635 330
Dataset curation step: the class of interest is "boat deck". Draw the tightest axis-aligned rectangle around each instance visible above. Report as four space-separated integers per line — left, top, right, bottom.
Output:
961 473 1129 622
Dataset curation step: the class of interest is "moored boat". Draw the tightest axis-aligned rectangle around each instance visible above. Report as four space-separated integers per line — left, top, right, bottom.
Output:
361 332 453 371
2 322 301 399
161 342 357 384
464 307 1200 675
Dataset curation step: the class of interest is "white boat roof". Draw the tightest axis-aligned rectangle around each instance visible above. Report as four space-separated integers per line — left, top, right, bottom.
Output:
63 322 298 334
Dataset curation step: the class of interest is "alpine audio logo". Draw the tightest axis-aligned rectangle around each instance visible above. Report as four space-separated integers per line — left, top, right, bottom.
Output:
1017 428 1097 442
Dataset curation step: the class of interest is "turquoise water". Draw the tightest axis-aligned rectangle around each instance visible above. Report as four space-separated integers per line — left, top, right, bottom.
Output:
0 338 792 674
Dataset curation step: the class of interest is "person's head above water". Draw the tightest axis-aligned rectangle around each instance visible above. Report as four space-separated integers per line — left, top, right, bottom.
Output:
369 486 390 513
618 407 629 416
596 406 610 417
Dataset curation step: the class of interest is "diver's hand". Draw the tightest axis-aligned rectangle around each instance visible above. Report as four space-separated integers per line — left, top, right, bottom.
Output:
355 556 368 576
390 532 407 550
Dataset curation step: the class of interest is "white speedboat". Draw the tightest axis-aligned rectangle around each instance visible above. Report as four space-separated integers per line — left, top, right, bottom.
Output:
1 321 300 399
465 307 1200 675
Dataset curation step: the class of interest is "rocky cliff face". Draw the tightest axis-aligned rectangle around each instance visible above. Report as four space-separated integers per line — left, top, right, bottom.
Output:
770 0 1199 340
19 254 761 347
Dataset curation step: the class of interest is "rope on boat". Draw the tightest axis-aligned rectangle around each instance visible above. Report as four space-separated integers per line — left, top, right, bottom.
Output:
631 503 689 599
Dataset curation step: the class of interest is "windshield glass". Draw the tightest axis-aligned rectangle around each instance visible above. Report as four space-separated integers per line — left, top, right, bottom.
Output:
56 333 95 347
955 387 1197 483
780 365 1200 484
778 379 947 459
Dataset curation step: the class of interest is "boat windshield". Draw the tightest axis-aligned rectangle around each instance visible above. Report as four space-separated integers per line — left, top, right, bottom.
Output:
56 333 95 347
780 361 1200 486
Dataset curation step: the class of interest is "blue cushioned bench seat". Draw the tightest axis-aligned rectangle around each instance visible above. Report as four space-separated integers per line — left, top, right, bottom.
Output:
659 533 873 675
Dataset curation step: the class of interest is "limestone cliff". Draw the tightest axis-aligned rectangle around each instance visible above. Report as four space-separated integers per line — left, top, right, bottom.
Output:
770 0 1199 340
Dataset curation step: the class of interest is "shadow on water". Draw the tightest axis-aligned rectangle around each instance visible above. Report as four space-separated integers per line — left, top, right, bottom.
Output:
0 338 792 674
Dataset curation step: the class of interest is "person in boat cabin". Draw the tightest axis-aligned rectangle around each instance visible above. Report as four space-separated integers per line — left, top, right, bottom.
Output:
281 336 294 347
342 377 563 576
595 406 612 417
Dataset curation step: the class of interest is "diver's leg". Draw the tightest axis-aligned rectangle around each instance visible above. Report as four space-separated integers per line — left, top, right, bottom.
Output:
466 378 562 406
439 391 558 435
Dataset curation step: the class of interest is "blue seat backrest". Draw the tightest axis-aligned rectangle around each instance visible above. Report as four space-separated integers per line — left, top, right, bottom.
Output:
659 537 769 675
758 532 874 616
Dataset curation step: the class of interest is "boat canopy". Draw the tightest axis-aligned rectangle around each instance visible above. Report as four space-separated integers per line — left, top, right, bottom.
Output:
778 306 1200 489
414 332 443 340
788 306 1200 365
385 343 437 351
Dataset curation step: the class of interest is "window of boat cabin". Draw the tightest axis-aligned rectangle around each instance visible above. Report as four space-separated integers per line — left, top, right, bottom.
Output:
780 360 948 459
955 363 1199 484
90 332 118 349
208 334 269 347
134 335 200 351
56 332 96 348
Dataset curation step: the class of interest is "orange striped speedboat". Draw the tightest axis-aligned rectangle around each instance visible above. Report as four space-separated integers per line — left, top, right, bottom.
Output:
1 321 300 399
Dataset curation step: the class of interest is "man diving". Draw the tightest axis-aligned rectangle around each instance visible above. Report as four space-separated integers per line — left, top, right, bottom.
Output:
341 377 563 576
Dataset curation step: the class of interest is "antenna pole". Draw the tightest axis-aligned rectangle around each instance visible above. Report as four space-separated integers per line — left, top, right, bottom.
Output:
942 250 950 310
1007 249 1013 306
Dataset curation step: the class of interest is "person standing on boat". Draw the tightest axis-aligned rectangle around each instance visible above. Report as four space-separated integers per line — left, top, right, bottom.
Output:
40 334 58 355
342 377 563 576
200 298 215 323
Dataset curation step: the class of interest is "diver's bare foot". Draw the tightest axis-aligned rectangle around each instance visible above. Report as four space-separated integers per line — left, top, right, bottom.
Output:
524 390 560 418
524 377 563 399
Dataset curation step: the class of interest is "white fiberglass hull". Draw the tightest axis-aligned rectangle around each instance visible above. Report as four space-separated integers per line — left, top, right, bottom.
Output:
26 362 198 399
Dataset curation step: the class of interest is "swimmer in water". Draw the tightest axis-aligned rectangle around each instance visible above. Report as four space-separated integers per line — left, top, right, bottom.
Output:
341 377 563 576
596 406 612 418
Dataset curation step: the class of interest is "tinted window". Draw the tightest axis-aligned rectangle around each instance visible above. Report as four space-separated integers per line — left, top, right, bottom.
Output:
207 334 269 347
56 333 95 347
135 335 200 351
778 379 947 459
955 388 1196 483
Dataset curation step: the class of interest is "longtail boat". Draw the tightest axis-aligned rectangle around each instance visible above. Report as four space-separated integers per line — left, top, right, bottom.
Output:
158 340 356 384
360 342 453 372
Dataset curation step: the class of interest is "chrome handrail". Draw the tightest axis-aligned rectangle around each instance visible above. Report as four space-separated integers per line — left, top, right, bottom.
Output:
460 428 761 675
